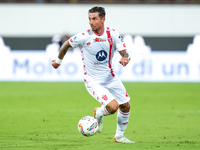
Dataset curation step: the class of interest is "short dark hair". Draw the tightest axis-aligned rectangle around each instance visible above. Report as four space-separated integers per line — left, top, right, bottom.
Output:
88 6 106 18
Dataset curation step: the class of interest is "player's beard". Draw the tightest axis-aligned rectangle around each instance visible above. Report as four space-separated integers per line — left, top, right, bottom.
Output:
91 26 97 31
91 26 100 34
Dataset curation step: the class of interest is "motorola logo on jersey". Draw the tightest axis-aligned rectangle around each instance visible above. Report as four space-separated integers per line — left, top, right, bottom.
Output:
96 50 107 61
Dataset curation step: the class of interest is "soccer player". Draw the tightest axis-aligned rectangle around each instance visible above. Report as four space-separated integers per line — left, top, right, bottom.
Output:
51 6 134 143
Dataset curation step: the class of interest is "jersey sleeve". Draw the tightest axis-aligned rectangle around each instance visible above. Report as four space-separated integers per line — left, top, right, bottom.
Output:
68 32 83 48
112 30 127 52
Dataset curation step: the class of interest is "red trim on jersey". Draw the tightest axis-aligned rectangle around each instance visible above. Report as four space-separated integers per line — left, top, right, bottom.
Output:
94 33 103 36
68 40 72 47
106 27 115 77
118 49 127 52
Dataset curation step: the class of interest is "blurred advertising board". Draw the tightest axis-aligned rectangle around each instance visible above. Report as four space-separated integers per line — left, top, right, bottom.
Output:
0 51 200 82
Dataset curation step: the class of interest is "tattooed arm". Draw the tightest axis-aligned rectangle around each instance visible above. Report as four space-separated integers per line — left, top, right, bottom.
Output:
58 40 72 59
51 40 72 69
119 50 131 67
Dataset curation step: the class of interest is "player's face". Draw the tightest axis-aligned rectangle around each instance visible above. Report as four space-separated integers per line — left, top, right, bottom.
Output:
89 12 105 34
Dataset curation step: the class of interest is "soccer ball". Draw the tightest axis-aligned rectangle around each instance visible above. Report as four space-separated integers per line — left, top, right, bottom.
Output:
78 116 98 136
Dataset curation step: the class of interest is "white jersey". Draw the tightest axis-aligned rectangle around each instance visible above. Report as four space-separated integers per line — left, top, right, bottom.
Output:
69 27 126 82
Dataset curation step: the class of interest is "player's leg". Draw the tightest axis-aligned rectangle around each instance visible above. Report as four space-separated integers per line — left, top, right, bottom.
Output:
85 81 118 132
94 99 119 132
114 101 134 143
95 99 118 118
116 102 130 136
103 99 119 114
106 76 134 143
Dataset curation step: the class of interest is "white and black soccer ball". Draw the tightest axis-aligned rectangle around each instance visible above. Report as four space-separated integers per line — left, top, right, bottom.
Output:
78 116 98 136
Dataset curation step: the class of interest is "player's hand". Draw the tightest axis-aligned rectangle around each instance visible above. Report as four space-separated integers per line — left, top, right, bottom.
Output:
51 60 60 69
119 58 129 67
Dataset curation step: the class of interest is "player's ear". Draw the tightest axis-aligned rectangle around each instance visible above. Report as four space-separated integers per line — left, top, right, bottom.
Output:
101 17 105 23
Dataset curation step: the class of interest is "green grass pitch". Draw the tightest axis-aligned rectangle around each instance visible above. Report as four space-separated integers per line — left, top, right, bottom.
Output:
0 82 200 150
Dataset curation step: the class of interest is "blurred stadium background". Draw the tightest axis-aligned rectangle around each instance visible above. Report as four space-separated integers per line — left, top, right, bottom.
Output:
0 0 200 81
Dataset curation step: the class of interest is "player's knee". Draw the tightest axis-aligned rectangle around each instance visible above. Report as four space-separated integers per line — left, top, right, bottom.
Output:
106 105 118 114
106 100 119 114
119 102 130 112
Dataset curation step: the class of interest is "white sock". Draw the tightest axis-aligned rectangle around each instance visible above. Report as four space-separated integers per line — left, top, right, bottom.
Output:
115 109 130 137
96 105 110 117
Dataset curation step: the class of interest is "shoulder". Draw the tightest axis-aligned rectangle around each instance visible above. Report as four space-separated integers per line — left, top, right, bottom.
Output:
70 29 91 43
106 27 121 42
76 30 90 38
77 29 92 40
106 27 117 33
106 27 120 37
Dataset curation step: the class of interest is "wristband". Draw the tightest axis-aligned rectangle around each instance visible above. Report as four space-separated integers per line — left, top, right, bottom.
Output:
56 58 62 64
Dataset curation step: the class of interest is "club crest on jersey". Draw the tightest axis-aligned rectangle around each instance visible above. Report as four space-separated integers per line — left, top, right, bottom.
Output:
102 95 108 101
96 50 107 61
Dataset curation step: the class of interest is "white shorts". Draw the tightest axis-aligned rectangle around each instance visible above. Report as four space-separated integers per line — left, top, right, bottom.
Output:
84 76 130 106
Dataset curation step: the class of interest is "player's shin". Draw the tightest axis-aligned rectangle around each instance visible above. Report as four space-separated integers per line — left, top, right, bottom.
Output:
96 105 110 117
115 109 130 137
94 105 110 133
